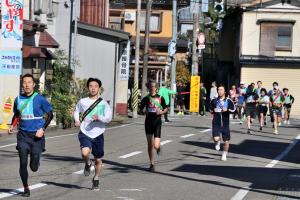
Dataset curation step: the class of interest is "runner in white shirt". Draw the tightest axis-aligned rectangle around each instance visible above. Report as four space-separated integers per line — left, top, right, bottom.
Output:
74 78 112 191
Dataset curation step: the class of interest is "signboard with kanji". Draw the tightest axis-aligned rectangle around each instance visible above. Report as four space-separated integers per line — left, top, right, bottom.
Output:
1 0 23 49
0 50 22 75
189 76 200 113
119 41 130 80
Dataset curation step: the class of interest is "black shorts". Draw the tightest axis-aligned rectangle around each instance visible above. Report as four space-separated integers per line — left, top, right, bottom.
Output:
17 130 44 155
78 132 104 159
145 118 162 138
245 105 257 119
258 105 268 116
212 127 230 141
284 104 292 112
177 97 185 106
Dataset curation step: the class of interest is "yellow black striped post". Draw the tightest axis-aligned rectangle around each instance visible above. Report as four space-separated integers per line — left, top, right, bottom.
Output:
132 81 139 117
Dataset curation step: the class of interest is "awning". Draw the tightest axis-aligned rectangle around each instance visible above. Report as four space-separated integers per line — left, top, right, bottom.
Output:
39 31 60 48
23 45 46 58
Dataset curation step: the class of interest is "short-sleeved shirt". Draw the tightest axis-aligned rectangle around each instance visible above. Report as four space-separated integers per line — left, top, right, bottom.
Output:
14 93 52 133
141 94 167 121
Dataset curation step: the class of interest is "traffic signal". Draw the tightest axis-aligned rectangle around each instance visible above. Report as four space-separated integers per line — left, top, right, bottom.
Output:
214 0 224 13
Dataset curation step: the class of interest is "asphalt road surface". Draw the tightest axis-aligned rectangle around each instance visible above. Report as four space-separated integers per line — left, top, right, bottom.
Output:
0 115 299 200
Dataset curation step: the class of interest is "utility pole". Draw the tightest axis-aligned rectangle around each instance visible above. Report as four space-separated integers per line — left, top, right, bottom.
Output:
192 2 199 76
170 0 177 116
68 0 74 69
141 0 152 97
133 0 141 119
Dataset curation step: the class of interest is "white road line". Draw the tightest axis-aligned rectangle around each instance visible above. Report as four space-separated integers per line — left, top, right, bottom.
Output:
180 134 195 138
230 134 300 200
200 129 211 133
0 183 47 199
231 122 241 124
0 143 17 149
119 189 143 192
119 151 143 159
160 140 173 146
265 134 300 168
0 123 137 149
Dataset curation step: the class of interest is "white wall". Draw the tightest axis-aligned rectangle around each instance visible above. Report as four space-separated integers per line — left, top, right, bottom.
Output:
75 34 116 110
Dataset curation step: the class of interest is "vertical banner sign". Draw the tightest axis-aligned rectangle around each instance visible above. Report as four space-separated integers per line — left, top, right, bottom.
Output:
189 76 200 113
119 41 130 80
0 50 22 75
1 0 24 49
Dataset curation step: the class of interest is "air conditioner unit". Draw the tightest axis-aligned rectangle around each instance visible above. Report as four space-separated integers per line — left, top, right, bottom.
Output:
124 12 136 22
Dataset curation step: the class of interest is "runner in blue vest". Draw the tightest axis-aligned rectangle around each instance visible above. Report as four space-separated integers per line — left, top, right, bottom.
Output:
8 74 53 197
210 84 236 161
74 78 112 190
141 80 168 171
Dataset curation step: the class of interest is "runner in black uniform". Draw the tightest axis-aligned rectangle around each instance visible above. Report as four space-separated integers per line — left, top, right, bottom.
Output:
244 84 259 134
211 84 236 161
283 88 295 125
141 80 168 171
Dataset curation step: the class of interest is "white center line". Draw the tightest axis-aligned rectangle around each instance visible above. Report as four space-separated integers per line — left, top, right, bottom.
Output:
230 134 300 200
0 183 47 199
119 151 143 159
160 140 173 146
200 129 211 133
181 134 195 138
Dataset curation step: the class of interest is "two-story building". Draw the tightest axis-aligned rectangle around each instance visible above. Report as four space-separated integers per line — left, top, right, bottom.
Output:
239 0 300 117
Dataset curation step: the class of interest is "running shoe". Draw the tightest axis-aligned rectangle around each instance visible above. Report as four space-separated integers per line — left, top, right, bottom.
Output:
221 152 227 161
278 122 282 126
157 146 162 156
148 164 155 172
91 179 100 191
284 120 287 124
264 121 267 126
274 129 279 135
287 120 291 125
22 187 30 197
84 160 93 176
165 119 170 123
215 141 221 151
260 126 262 132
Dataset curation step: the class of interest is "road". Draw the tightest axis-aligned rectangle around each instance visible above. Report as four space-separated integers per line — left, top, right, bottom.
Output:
0 115 299 200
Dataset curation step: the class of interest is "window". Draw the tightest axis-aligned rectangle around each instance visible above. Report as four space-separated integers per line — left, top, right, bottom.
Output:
276 26 292 51
140 12 162 33
259 22 293 56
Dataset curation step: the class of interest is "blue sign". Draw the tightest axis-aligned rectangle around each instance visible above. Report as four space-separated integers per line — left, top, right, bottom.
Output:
0 50 22 75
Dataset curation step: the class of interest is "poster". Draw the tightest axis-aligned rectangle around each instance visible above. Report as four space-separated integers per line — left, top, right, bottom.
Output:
189 76 200 113
119 41 130 81
1 0 24 49
0 50 22 75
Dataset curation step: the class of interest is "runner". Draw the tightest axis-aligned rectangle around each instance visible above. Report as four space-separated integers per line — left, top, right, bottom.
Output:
158 82 176 123
283 88 295 125
229 85 238 119
210 81 218 101
8 74 53 197
211 84 236 161
257 88 269 132
176 82 186 116
256 81 263 97
268 82 279 125
237 83 247 124
74 78 112 190
141 80 168 171
200 82 207 116
244 84 259 134
270 87 285 134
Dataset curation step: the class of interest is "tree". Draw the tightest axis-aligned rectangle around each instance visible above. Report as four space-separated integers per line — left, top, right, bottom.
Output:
176 61 191 85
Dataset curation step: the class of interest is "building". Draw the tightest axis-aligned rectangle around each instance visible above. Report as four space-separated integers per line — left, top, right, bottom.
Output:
109 0 190 88
238 0 300 117
27 0 131 116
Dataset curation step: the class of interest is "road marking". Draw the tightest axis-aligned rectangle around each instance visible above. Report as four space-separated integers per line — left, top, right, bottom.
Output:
0 123 137 149
181 134 195 138
231 134 300 200
265 134 300 168
119 189 143 192
200 129 211 133
119 151 143 159
0 183 47 199
115 197 135 200
160 140 172 146
231 122 241 124
0 143 17 149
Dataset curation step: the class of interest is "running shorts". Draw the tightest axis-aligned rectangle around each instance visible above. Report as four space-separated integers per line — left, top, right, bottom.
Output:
272 108 282 117
78 132 104 158
245 105 257 119
258 105 268 116
212 126 230 141
145 118 162 138
16 130 44 155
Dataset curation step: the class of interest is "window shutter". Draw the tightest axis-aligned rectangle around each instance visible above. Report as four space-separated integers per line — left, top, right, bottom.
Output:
259 23 277 57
